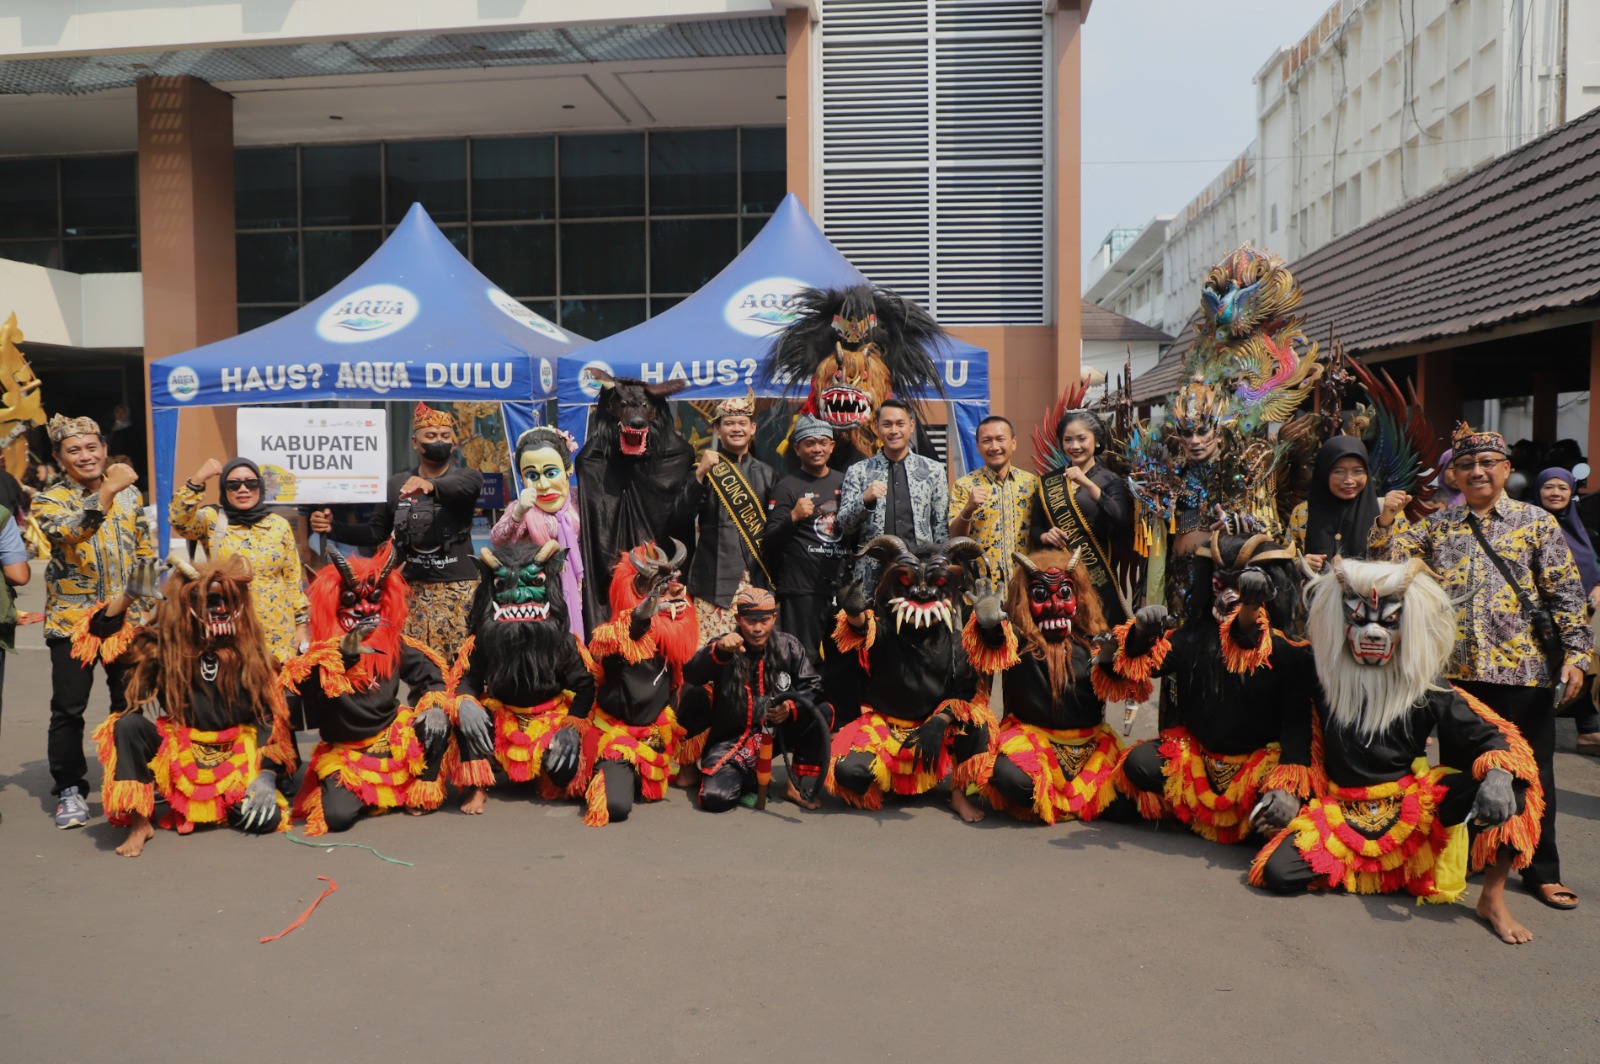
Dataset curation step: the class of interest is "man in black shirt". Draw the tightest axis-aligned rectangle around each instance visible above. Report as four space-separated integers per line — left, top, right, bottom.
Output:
310 401 483 659
762 415 846 667
674 392 775 643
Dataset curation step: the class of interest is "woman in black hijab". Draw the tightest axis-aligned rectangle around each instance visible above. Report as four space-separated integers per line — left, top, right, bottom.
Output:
1287 437 1381 571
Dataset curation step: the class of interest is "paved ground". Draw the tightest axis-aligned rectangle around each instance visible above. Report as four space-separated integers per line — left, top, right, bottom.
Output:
2 567 1598 1062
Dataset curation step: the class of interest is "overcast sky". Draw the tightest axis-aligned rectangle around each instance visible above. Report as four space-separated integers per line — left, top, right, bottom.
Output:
1079 0 1340 272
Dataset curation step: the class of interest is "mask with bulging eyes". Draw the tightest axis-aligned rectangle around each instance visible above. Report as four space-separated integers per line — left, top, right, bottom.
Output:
1344 587 1403 666
1029 568 1077 640
191 581 244 641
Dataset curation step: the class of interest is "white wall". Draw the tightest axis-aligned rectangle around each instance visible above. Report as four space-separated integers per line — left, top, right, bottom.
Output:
1082 339 1163 392
0 259 143 349
0 1 803 57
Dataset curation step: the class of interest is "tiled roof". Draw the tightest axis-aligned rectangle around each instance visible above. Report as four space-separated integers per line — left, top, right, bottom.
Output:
1080 302 1173 342
1292 106 1600 353
1129 105 1600 401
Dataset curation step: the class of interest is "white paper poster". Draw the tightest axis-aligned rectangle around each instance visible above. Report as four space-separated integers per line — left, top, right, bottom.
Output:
235 406 388 505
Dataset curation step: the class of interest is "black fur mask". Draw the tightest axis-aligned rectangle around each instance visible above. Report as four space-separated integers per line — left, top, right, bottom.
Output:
471 542 572 700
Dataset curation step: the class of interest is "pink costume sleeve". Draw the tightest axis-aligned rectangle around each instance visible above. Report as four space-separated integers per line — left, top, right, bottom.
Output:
491 506 530 547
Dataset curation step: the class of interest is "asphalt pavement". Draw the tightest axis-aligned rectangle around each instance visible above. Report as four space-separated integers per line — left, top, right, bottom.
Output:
2 566 1597 1063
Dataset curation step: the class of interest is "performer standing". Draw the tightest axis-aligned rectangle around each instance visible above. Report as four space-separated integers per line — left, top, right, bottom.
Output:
678 586 832 811
85 556 295 856
675 392 776 642
950 415 1038 585
310 401 482 659
492 426 585 638
762 415 847 667
969 550 1129 824
1030 406 1132 627
443 542 595 815
1096 533 1317 844
1369 424 1592 913
283 544 488 835
34 413 153 828
1251 558 1544 944
580 541 699 826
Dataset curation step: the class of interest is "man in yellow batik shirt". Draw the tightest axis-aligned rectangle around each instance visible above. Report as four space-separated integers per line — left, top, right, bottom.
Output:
33 413 154 828
950 416 1037 580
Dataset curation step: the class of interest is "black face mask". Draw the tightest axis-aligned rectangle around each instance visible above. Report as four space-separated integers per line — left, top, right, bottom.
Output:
420 441 454 463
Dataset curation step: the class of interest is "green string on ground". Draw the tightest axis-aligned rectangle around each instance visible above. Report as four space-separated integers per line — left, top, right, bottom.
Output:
282 831 414 866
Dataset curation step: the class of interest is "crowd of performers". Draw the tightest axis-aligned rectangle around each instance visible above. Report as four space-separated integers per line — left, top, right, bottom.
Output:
35 248 1596 949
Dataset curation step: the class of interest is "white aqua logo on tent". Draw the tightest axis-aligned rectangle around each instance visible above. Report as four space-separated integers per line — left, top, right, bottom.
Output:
539 358 554 393
488 287 566 342
724 277 808 336
577 360 613 398
316 284 417 343
166 365 200 402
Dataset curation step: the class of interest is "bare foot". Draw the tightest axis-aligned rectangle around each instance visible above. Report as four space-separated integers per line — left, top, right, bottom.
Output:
1477 892 1533 944
459 786 488 815
784 777 822 811
408 806 425 816
950 787 986 824
115 813 155 857
675 763 702 790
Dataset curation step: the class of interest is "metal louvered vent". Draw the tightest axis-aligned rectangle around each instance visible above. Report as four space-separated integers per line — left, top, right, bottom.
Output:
819 0 1047 325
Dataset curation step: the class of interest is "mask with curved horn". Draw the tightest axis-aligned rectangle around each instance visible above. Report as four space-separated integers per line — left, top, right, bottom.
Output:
326 542 357 587
855 534 911 563
534 541 560 564
480 546 501 570
377 542 403 584
1011 550 1042 576
943 537 985 570
168 553 200 581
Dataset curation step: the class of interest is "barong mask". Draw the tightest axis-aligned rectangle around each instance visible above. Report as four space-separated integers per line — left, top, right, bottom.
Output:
767 283 946 439
590 370 689 458
1309 558 1453 739
1013 549 1080 641
1193 533 1298 627
479 542 563 623
1330 556 1424 667
627 539 690 621
311 544 407 679
171 554 250 642
859 535 983 632
606 540 699 669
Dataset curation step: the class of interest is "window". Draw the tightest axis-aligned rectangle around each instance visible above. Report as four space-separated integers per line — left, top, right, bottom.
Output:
233 129 782 338
0 154 139 272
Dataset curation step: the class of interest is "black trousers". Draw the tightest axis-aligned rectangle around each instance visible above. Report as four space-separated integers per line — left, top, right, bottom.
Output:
47 636 131 796
318 716 464 833
778 592 834 670
1457 680 1561 886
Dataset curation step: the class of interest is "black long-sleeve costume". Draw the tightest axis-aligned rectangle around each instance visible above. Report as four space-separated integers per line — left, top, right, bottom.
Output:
678 631 831 811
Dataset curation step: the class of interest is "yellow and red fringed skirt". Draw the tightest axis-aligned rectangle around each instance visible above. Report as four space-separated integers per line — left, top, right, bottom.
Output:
579 705 683 826
824 699 994 811
980 719 1123 824
1249 758 1461 901
475 694 585 797
291 705 434 836
93 715 289 832
1117 728 1279 844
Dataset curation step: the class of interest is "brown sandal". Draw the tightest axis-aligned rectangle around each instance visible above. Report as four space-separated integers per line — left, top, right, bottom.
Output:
1532 882 1579 910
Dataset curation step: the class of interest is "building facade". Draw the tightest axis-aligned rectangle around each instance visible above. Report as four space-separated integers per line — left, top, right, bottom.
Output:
0 0 1094 477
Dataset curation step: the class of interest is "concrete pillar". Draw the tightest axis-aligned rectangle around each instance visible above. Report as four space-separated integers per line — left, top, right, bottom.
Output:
1416 348 1460 435
1052 4 1084 395
1532 368 1557 443
1588 323 1600 473
784 8 814 211
136 75 236 510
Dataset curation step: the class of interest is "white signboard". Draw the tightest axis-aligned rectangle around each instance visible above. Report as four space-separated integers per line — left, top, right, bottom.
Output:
235 406 388 505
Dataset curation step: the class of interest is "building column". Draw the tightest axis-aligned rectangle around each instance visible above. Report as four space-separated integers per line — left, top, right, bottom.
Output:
784 7 815 211
1052 4 1084 395
136 75 237 520
1531 368 1557 443
1588 323 1600 477
1415 348 1460 437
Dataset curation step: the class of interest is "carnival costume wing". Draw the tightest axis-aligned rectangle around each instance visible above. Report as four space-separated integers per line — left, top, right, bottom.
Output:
1347 358 1442 498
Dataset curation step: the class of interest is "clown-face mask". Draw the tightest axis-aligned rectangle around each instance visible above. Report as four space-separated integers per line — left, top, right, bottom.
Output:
1344 587 1403 666
1028 567 1077 640
519 445 571 515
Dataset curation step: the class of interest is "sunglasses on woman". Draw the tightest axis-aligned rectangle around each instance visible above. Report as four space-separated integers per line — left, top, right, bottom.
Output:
224 478 262 493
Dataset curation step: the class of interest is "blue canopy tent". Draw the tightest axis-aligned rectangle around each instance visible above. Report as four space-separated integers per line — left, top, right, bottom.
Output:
149 203 587 551
555 194 991 472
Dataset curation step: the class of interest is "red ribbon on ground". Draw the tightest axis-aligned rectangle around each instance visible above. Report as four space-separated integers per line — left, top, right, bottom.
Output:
259 875 339 943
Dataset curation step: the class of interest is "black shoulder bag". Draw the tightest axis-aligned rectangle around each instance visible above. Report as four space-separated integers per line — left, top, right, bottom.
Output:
1466 512 1565 686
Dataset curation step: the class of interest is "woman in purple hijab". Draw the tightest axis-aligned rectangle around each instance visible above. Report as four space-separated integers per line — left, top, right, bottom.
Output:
1536 466 1600 754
